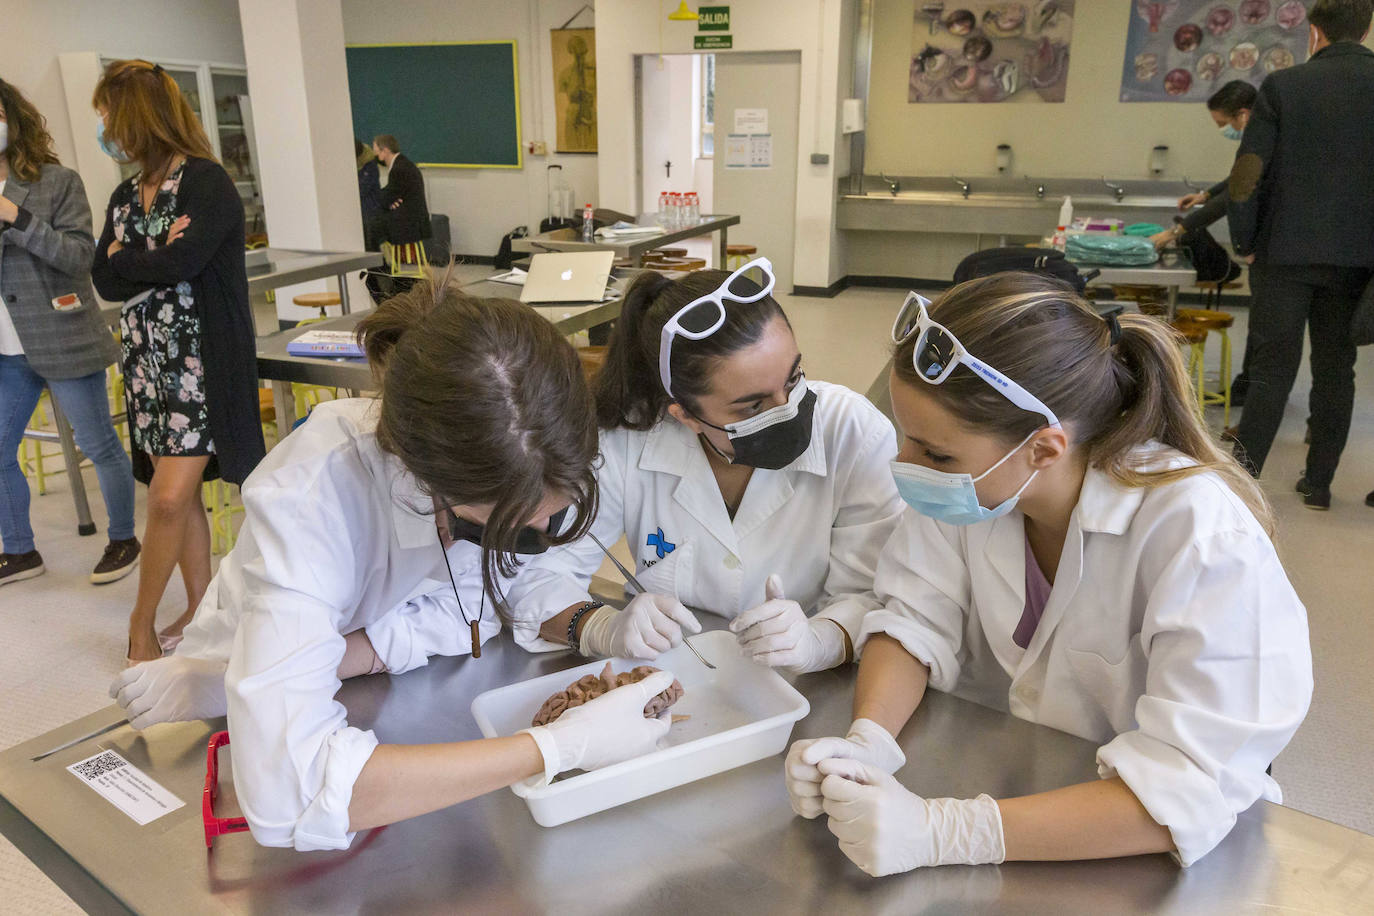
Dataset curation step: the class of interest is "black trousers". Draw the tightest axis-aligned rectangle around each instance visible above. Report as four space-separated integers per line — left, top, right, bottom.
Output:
1233 262 1372 486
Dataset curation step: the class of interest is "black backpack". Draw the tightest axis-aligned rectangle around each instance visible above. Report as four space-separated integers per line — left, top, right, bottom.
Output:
953 247 1098 293
494 225 528 270
1177 225 1241 284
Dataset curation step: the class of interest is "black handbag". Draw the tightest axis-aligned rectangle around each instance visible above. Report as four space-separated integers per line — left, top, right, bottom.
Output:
1352 273 1374 347
953 247 1098 294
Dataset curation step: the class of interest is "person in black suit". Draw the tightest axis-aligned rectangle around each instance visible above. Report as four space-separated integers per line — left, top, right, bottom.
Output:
366 134 431 300
1226 0 1374 510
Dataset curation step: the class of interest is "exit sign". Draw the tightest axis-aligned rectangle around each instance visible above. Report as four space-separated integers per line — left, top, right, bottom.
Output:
695 34 733 49
698 5 730 30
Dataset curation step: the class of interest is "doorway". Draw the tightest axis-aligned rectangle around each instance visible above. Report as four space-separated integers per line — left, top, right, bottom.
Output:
636 50 800 287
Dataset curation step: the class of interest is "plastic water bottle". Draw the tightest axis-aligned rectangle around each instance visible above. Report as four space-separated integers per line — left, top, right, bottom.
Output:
658 191 670 227
685 192 699 223
582 203 594 242
1053 195 1073 252
670 192 683 229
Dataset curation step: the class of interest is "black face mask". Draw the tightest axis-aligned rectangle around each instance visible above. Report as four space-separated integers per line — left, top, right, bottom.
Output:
446 506 570 555
691 379 817 471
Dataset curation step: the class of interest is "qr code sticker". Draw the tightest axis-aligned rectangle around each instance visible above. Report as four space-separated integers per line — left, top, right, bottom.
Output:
71 750 127 781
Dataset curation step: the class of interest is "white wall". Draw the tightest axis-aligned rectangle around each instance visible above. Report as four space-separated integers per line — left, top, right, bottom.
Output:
639 54 701 211
0 0 245 214
340 0 599 259
596 0 853 289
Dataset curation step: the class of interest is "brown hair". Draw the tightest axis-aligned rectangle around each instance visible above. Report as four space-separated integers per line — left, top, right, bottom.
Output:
893 272 1274 535
91 60 216 176
1310 0 1373 42
594 269 787 429
373 134 399 153
0 78 61 182
357 269 600 602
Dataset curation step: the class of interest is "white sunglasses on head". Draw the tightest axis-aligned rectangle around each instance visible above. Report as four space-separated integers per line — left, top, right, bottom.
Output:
892 290 1061 429
658 257 776 398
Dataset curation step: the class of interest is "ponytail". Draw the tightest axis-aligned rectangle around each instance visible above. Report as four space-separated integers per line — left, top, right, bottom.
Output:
1100 315 1275 536
594 268 786 430
894 273 1274 537
594 271 677 429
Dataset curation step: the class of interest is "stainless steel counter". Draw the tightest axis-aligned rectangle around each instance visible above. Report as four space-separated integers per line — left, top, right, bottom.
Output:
245 248 383 314
1 623 1370 915
512 214 741 266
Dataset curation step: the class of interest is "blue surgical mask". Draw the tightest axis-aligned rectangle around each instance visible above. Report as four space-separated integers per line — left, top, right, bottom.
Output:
890 431 1038 526
1220 124 1243 141
97 122 123 160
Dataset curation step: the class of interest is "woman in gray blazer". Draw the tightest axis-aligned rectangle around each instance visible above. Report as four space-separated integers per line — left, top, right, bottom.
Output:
0 79 139 587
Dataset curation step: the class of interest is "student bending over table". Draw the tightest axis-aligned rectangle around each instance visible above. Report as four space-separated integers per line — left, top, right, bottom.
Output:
786 273 1312 875
110 277 673 850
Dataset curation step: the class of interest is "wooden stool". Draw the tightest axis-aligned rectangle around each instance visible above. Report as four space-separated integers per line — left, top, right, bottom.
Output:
292 291 340 318
576 346 609 383
652 257 707 274
384 240 428 279
1171 315 1233 424
726 243 758 272
1193 280 1243 309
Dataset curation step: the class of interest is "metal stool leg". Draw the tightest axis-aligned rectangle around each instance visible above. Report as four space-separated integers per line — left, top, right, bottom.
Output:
48 395 97 536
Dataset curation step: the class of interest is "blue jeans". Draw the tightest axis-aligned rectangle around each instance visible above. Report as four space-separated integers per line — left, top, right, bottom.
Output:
0 354 136 553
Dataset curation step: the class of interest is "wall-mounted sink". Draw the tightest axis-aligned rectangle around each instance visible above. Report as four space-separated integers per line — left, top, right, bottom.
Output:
840 176 1221 241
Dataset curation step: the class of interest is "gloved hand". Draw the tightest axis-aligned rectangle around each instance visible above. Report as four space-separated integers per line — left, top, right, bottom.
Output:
109 655 229 730
577 593 701 659
818 757 1005 876
730 575 846 673
784 718 906 819
522 669 676 781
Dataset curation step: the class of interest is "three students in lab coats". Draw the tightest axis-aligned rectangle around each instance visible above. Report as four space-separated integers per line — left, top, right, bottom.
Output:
505 258 905 673
785 273 1312 874
110 278 677 850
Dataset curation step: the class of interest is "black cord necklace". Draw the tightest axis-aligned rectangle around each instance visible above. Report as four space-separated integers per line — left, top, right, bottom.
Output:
437 523 485 659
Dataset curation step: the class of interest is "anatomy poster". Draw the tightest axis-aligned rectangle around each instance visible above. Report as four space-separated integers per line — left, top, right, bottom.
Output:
552 28 597 152
909 2 1076 104
1120 2 1310 102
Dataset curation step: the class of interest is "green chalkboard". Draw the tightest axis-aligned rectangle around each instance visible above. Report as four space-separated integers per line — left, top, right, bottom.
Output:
345 41 522 168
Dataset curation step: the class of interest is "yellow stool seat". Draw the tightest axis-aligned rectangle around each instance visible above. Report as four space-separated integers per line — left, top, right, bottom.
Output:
292 291 341 317
1171 317 1233 425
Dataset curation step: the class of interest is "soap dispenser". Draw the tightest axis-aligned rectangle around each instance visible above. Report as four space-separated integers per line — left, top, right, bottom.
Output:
996 144 1012 174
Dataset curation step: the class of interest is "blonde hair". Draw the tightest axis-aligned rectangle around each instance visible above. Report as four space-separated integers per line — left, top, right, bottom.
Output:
893 272 1274 536
92 60 217 175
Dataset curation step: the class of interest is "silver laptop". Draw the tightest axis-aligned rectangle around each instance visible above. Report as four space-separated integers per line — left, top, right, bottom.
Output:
520 251 615 304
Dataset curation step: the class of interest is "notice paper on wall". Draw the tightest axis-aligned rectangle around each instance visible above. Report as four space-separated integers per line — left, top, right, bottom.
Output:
733 107 768 133
67 749 185 826
724 133 772 169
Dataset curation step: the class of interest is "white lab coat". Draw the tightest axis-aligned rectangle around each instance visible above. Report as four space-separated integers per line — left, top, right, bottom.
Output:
506 380 905 650
856 444 1312 867
176 399 500 851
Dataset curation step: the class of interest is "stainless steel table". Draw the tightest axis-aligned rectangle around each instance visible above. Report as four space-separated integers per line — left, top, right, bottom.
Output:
512 214 741 268
1 625 1370 915
256 274 632 428
1091 259 1198 320
245 248 383 315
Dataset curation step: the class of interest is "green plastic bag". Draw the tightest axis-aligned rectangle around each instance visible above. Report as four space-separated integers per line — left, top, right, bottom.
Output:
1065 234 1159 267
1124 222 1165 237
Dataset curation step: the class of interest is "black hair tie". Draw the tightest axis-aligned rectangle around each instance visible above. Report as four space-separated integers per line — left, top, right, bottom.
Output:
152 63 165 75
1106 312 1123 346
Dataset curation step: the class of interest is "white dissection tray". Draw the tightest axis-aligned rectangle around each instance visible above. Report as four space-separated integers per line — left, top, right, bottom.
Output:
470 630 809 827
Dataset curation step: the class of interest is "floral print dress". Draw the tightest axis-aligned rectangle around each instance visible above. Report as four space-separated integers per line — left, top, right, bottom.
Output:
112 162 214 458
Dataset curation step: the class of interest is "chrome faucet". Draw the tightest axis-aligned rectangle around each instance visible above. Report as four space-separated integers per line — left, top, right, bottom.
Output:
1024 176 1046 200
1182 176 1208 192
878 172 900 196
1101 176 1126 203
952 176 971 198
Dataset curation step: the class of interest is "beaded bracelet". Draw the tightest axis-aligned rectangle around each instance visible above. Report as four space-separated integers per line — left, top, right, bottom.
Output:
566 601 605 655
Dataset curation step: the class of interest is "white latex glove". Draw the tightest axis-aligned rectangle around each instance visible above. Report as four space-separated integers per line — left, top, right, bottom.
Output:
818 757 1005 876
784 718 906 819
729 574 845 673
576 593 701 660
109 655 229 730
522 669 676 781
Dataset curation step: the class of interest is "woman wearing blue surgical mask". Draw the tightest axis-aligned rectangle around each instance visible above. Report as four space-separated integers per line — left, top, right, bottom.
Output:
785 272 1311 875
505 259 905 674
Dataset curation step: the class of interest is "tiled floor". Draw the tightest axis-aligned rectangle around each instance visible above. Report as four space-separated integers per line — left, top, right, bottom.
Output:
3 276 1371 910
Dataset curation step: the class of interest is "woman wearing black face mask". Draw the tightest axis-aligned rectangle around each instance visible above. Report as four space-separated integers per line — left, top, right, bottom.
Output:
506 259 906 675
109 276 678 852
